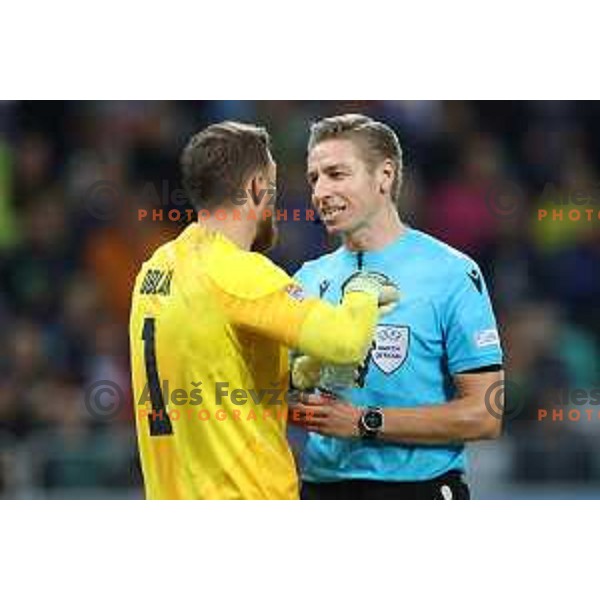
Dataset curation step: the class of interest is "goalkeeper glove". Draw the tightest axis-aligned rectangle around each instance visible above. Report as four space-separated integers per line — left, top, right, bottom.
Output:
342 271 399 315
291 355 360 392
320 363 360 393
291 355 322 390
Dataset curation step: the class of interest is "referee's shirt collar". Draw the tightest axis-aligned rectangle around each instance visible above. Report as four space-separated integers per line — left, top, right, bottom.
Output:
342 226 415 265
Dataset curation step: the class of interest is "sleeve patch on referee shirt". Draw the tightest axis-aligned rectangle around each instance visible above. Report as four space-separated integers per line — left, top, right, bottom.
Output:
474 328 500 348
285 283 306 302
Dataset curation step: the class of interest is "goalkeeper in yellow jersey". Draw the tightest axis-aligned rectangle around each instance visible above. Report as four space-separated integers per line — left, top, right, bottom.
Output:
129 121 398 499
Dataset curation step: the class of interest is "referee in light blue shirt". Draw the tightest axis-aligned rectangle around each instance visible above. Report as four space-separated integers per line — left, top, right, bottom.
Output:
289 114 504 500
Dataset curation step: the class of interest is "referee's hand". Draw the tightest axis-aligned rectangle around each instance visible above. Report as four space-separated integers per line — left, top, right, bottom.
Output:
289 393 361 439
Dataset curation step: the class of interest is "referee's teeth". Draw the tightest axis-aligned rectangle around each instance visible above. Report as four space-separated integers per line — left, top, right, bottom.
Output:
322 205 346 218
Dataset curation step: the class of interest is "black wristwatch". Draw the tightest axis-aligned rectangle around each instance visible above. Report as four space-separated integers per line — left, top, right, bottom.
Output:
358 407 384 439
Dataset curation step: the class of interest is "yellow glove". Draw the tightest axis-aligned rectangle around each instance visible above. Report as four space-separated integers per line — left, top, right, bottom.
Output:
291 355 322 390
342 271 400 315
291 355 360 392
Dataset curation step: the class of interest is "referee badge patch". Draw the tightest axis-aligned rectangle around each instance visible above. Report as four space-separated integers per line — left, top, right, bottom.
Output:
372 325 410 374
474 328 500 348
285 283 306 302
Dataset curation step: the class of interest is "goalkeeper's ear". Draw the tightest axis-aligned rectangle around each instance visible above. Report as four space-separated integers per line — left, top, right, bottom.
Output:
249 167 274 210
250 174 261 206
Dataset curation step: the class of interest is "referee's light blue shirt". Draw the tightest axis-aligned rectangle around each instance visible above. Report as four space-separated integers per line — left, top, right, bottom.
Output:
293 228 503 482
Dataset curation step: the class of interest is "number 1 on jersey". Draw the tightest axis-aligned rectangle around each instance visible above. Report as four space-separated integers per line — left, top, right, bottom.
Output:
142 317 173 436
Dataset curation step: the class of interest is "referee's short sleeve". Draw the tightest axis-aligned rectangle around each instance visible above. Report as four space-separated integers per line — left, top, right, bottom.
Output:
441 260 503 374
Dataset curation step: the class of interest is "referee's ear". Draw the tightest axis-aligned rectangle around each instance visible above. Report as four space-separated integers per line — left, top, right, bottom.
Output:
377 158 395 198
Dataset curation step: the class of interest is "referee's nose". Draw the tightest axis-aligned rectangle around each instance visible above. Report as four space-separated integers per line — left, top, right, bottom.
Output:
312 177 334 208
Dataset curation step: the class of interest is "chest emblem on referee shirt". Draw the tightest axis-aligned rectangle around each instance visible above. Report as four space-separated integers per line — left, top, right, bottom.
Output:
372 325 410 374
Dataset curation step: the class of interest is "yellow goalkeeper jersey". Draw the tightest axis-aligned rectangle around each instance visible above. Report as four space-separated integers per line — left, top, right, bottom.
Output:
129 224 318 500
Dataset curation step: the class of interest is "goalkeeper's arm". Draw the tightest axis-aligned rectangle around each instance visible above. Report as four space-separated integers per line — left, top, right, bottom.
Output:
295 292 377 364
211 271 396 366
296 271 399 363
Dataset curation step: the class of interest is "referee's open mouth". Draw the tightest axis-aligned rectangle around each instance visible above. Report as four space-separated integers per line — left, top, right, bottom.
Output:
320 202 348 225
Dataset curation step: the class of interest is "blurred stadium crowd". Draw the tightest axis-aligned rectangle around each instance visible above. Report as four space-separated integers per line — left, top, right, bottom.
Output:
0 101 599 499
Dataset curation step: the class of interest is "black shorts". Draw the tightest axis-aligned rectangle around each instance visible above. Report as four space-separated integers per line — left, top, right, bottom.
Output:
301 470 470 500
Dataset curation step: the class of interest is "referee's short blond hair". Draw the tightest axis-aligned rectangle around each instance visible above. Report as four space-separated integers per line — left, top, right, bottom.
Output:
308 114 403 207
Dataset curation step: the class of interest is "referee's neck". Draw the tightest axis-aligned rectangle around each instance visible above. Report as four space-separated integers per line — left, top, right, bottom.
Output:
344 211 406 253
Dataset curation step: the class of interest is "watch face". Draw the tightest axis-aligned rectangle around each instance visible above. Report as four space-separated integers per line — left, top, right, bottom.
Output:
364 410 383 431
